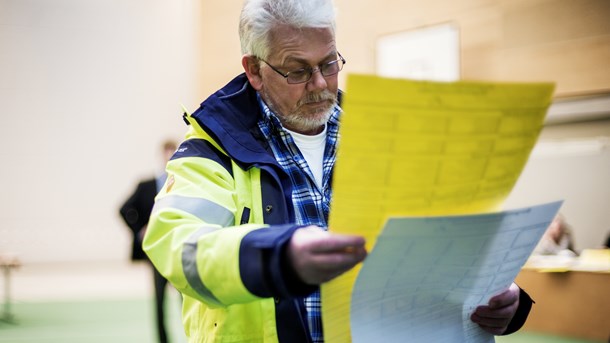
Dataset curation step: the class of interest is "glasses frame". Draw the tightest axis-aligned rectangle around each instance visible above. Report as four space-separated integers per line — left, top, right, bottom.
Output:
259 52 346 84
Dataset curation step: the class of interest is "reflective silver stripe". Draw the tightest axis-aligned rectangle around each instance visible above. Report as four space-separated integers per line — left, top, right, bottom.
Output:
153 195 234 227
182 227 223 306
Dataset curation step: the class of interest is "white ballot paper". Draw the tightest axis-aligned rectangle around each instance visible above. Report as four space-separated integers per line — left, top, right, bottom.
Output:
350 201 562 343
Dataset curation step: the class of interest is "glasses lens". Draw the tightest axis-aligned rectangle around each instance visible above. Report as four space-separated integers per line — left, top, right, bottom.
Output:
321 59 343 77
287 69 311 84
285 56 345 84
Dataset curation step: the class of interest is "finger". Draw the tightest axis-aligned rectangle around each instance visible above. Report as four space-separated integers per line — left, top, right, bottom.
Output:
474 322 507 335
308 247 367 270
297 251 366 284
473 302 518 319
292 227 365 252
488 292 518 309
470 312 511 334
488 283 520 309
309 234 366 254
470 312 511 327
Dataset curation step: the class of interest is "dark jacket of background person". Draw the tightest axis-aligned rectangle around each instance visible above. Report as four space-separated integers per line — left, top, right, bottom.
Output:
119 140 178 343
120 178 157 260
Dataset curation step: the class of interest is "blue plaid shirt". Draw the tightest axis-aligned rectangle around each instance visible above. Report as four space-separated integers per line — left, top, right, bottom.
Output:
257 94 341 343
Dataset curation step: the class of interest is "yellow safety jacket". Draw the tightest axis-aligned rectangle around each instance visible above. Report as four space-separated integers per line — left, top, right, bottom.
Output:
144 73 534 342
144 74 316 343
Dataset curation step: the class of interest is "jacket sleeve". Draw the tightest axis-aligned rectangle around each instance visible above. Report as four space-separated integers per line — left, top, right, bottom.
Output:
240 225 319 299
142 139 305 308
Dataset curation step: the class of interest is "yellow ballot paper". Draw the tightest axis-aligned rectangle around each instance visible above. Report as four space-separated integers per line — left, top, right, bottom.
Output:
322 74 555 342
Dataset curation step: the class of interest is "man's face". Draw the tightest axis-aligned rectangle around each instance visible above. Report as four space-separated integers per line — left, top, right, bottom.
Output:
256 26 339 135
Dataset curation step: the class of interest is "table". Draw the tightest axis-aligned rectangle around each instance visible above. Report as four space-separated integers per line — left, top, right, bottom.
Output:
515 269 610 342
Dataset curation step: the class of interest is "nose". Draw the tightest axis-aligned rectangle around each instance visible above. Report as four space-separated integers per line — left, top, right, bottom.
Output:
307 68 327 91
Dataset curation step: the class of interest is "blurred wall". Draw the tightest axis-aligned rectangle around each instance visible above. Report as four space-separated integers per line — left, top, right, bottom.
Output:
0 0 205 264
505 121 610 251
1 0 609 264
334 0 610 96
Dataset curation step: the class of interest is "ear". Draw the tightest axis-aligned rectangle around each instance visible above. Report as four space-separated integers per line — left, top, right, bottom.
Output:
242 55 263 91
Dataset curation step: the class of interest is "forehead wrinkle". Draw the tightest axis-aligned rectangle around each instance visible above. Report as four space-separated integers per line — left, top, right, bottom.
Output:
268 26 336 65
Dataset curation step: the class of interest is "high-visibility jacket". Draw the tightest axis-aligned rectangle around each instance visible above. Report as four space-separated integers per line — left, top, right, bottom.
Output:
144 73 534 342
144 73 318 343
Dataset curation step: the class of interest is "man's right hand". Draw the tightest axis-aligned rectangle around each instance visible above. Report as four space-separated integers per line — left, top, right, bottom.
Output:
287 226 367 285
138 225 148 243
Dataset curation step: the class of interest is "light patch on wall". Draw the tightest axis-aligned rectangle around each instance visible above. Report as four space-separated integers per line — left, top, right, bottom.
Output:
376 23 459 82
532 137 609 157
546 93 610 125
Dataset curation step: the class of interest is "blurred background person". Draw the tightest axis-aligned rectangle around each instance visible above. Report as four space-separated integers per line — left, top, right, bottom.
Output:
119 139 178 343
533 213 577 257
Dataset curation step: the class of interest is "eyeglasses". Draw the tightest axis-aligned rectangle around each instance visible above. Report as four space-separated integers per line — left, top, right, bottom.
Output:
259 52 346 84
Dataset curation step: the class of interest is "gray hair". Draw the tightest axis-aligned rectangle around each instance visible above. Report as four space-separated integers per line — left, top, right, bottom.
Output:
239 0 337 60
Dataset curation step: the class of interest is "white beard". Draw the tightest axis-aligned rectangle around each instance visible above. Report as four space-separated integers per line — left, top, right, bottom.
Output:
262 90 337 134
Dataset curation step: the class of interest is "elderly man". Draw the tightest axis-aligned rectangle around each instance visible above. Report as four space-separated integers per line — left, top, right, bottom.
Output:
143 0 533 342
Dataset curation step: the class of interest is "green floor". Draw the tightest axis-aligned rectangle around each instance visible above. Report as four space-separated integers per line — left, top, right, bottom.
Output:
496 332 602 343
0 298 601 343
0 297 186 343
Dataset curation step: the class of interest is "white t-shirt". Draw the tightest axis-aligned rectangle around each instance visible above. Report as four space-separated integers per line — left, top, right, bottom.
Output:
286 125 327 189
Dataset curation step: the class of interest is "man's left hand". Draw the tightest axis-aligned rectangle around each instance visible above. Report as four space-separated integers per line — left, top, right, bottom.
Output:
470 282 520 335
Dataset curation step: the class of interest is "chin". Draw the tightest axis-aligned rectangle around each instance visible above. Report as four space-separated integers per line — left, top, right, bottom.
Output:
290 118 325 131
284 110 331 133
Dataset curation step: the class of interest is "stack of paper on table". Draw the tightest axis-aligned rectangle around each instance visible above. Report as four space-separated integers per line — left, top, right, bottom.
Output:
322 74 557 342
524 249 610 273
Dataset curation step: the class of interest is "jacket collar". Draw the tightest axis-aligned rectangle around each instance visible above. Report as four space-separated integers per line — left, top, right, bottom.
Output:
191 73 343 171
190 73 278 170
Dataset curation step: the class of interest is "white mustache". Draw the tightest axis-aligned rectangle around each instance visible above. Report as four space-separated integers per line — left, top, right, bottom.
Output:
299 91 336 106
